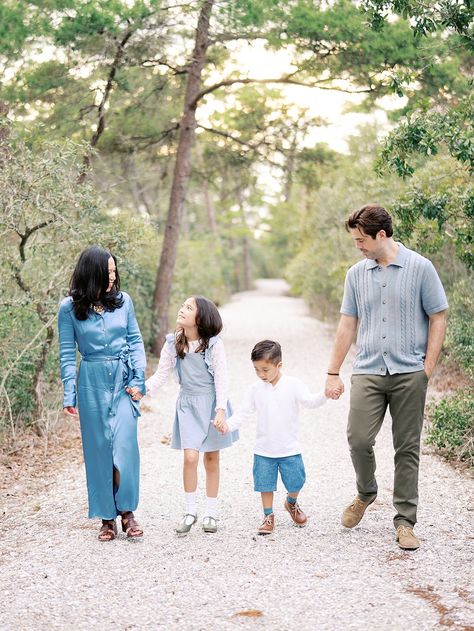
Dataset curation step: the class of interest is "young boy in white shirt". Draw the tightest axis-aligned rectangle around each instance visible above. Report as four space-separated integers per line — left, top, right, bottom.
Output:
215 339 338 535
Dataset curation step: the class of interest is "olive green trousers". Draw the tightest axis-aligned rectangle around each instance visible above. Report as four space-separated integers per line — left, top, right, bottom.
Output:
347 371 429 528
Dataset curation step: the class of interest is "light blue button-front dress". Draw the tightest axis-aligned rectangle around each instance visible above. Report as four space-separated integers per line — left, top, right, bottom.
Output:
58 292 146 519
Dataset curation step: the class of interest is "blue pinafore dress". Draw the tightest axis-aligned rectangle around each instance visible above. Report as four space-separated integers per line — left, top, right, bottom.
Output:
166 334 239 452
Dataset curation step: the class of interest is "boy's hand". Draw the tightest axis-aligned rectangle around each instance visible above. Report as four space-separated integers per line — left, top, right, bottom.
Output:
328 385 343 400
64 406 78 417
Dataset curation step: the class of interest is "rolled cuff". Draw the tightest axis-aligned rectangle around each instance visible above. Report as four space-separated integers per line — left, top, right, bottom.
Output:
128 369 146 395
62 379 76 408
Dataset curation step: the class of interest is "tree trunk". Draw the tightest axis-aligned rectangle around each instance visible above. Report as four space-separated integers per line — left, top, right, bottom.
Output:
151 0 214 354
236 184 252 291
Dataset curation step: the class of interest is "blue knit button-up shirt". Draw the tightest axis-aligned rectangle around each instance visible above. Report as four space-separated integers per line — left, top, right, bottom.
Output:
340 243 448 375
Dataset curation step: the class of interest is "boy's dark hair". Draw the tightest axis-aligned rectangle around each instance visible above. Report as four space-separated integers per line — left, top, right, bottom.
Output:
251 340 282 364
345 204 393 238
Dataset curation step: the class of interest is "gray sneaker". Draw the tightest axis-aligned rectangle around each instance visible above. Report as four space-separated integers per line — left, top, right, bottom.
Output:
202 516 217 533
175 513 197 535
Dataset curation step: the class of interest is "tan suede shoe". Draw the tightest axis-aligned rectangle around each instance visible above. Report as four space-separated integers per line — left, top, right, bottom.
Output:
284 499 308 527
396 525 420 550
341 495 376 528
258 513 274 535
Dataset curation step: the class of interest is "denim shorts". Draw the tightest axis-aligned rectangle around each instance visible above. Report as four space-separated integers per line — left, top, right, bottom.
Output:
253 453 306 493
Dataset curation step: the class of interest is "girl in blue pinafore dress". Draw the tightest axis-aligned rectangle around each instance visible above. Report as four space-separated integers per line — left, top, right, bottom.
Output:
58 246 146 542
146 295 238 534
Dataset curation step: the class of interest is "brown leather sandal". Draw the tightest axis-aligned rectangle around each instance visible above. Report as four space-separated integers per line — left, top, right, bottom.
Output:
98 519 117 542
121 511 143 538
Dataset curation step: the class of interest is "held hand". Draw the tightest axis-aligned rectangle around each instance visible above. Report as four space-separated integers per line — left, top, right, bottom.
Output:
126 386 143 401
64 406 78 417
325 375 344 400
213 408 227 433
214 419 229 434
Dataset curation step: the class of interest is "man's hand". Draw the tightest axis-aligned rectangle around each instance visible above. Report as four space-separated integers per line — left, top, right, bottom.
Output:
64 406 78 417
325 375 344 400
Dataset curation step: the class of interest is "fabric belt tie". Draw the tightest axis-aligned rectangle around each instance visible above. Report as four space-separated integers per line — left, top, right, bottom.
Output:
81 347 140 417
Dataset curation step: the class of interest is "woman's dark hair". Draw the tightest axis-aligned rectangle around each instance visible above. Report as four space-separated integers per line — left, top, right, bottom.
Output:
69 245 123 320
251 340 282 364
175 296 222 359
345 204 393 238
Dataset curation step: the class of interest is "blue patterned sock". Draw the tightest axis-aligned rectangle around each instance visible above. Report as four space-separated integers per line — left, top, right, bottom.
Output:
287 496 297 505
263 507 273 516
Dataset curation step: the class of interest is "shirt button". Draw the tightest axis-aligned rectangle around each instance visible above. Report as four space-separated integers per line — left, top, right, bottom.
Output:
105 343 108 346
382 300 387 304
109 372 112 376
382 283 387 287
382 317 387 322
380 367 384 371
383 351 387 356
382 335 386 339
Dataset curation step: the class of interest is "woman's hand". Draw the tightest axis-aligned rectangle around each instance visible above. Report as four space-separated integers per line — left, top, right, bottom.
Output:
64 406 78 417
126 386 143 401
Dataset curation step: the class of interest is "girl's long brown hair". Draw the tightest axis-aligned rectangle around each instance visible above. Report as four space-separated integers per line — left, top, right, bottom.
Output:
175 296 222 359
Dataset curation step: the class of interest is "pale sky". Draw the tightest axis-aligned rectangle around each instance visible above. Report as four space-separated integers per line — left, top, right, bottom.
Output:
201 40 403 153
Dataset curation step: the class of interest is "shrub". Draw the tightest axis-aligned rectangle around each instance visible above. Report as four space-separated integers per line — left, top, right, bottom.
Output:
427 389 474 467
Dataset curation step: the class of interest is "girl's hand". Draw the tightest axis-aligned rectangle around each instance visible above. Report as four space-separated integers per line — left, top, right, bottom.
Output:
126 386 143 401
213 409 228 434
64 406 78 417
214 419 229 434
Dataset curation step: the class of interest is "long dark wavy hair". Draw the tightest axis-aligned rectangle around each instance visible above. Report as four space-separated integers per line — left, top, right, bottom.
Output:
175 296 223 359
69 245 124 320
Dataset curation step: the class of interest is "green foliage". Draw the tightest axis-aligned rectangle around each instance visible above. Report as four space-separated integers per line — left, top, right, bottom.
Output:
363 0 474 43
427 389 474 467
444 279 474 379
0 131 150 436
378 96 474 178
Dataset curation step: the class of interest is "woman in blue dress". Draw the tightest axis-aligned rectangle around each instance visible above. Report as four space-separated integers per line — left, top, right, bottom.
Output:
58 246 146 541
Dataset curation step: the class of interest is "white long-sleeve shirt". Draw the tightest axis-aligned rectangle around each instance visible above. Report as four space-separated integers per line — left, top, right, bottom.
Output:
226 375 327 458
145 338 229 411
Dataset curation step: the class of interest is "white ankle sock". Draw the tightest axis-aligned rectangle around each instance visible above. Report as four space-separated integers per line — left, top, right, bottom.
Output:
185 491 197 516
206 496 218 519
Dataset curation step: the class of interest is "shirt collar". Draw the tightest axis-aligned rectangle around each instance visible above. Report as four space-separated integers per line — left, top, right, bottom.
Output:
367 242 407 270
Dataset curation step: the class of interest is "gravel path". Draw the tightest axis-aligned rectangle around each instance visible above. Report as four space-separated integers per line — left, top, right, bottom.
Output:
1 279 473 631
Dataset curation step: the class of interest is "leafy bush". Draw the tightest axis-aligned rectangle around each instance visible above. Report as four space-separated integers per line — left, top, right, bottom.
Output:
444 279 474 379
427 389 474 467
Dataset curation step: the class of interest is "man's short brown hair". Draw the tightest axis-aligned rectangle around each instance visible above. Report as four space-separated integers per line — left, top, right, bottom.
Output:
345 205 393 239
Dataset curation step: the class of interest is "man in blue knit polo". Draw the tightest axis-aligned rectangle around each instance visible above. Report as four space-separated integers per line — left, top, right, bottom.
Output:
325 205 448 550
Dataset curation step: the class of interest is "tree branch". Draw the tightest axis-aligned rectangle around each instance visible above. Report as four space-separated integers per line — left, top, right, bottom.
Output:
193 76 374 106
